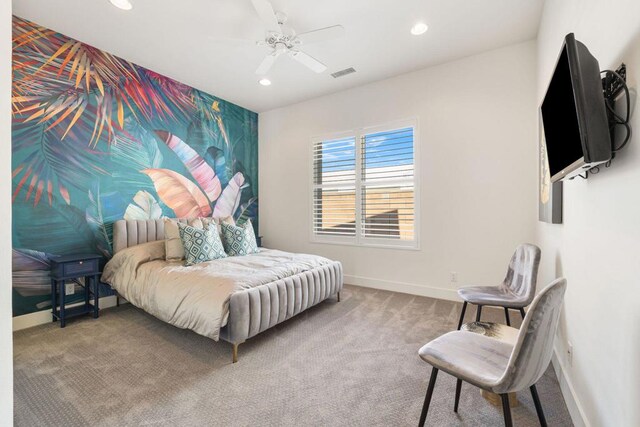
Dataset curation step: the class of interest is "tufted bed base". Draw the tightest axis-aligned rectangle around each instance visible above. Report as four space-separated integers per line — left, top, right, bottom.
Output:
112 219 343 362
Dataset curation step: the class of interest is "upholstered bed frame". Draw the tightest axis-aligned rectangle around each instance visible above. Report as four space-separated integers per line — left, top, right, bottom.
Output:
112 219 343 362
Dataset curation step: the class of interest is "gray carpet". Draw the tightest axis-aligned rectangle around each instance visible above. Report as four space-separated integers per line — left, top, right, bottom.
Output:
14 285 573 426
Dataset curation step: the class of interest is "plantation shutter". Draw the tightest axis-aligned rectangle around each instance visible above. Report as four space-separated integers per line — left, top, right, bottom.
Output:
360 127 415 242
312 136 357 237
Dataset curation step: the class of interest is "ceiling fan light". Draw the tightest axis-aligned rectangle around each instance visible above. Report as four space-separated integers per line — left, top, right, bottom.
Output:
411 22 428 35
109 0 133 10
259 78 272 86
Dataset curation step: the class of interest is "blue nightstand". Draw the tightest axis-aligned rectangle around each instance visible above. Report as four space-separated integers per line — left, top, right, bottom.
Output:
49 254 102 327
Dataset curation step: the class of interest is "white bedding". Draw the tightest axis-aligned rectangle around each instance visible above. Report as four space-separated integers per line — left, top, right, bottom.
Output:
101 241 333 340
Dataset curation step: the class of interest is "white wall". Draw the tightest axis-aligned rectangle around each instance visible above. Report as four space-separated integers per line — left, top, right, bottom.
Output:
538 0 640 426
259 41 538 301
537 1 640 426
1 1 14 424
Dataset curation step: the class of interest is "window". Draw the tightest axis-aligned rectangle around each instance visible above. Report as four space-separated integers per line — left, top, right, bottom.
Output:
312 121 418 248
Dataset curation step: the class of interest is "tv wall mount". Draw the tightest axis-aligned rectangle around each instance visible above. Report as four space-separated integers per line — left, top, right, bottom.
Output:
573 63 630 179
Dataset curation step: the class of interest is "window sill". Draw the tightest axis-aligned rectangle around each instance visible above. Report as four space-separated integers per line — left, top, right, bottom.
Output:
310 237 420 251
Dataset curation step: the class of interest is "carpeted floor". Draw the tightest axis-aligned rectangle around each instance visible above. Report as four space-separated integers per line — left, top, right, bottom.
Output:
14 285 573 426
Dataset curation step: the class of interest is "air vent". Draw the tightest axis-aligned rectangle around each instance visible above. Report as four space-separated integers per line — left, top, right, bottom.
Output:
331 67 356 78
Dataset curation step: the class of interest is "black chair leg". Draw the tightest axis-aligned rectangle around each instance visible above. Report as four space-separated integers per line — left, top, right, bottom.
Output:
457 302 468 330
454 379 462 413
519 308 526 319
419 368 439 427
530 384 548 427
500 394 513 427
504 308 511 326
475 305 483 322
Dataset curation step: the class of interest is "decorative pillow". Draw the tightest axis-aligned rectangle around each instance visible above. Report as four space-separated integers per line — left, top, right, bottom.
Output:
220 220 259 256
164 218 216 260
177 223 227 266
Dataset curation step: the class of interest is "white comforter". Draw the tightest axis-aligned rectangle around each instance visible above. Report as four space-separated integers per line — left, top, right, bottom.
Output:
101 241 333 340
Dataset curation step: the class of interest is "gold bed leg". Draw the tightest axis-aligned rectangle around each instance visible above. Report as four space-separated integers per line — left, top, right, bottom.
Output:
232 343 239 363
337 292 341 302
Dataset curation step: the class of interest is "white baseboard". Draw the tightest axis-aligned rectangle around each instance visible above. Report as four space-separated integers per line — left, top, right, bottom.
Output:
13 295 123 332
551 347 589 427
344 274 459 301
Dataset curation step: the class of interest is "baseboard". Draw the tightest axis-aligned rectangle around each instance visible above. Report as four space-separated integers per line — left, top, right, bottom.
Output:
344 274 459 301
13 295 123 332
551 347 590 427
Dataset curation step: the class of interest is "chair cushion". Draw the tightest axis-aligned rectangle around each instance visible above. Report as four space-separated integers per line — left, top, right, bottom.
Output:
457 285 527 307
418 331 513 391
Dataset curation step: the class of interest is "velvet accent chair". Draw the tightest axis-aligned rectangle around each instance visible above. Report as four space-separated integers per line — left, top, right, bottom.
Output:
456 244 541 329
417 278 567 427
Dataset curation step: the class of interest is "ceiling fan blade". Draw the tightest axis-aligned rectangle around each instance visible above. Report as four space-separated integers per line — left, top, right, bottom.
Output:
255 52 279 75
295 25 345 45
251 0 281 33
289 50 327 73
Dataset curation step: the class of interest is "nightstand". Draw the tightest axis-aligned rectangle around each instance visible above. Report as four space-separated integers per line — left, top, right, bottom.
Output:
49 254 102 328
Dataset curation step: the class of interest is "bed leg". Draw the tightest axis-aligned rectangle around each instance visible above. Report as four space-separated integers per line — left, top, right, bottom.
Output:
232 343 239 363
337 291 341 302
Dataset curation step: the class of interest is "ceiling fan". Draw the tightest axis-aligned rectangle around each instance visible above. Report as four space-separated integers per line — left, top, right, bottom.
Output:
250 0 345 75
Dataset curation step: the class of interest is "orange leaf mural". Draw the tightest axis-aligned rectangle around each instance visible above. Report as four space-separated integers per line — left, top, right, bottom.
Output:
141 168 212 218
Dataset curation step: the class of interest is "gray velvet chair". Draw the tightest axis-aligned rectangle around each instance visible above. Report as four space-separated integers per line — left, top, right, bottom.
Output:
417 278 567 427
457 244 541 329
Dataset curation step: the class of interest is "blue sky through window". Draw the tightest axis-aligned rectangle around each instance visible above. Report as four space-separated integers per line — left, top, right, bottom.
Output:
320 127 413 174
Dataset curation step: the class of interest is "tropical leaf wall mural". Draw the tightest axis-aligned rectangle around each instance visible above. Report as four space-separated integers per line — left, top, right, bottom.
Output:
11 16 259 316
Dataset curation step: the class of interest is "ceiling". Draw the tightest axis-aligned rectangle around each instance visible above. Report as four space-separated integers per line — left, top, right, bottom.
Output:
13 0 543 112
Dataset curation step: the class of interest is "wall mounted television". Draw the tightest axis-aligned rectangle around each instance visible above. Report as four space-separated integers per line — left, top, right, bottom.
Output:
541 33 611 182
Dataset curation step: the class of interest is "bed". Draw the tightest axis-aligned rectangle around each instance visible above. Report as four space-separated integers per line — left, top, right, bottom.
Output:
102 219 343 362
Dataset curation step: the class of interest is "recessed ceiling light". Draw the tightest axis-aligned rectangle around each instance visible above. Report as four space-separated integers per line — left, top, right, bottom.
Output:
259 78 272 86
411 22 428 36
109 0 133 10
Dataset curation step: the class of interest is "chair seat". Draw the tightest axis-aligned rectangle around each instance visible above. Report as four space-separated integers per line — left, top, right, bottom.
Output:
457 285 527 307
418 331 513 391
461 321 519 345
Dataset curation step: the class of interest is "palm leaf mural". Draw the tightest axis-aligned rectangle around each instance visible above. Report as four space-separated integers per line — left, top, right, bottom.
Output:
86 184 127 257
213 172 246 219
12 248 52 297
124 190 162 220
12 16 258 316
141 168 212 218
155 131 222 201
12 16 196 147
12 121 107 206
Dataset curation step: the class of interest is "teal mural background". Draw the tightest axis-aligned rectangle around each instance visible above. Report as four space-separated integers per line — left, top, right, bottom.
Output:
12 16 258 316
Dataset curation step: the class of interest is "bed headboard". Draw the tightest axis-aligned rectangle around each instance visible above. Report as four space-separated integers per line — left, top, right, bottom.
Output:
112 219 167 254
112 218 217 253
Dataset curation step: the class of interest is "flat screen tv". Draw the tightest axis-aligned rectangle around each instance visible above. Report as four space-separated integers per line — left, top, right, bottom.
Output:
541 33 611 182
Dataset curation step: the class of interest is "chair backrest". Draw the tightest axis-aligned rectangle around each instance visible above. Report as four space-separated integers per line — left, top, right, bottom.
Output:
494 278 567 393
502 243 541 304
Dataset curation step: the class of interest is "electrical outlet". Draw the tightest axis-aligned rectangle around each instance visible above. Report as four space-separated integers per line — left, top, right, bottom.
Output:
450 272 458 283
567 341 573 367
65 283 75 296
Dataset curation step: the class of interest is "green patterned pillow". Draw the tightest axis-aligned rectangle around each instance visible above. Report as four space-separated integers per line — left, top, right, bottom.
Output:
177 222 227 266
221 220 259 256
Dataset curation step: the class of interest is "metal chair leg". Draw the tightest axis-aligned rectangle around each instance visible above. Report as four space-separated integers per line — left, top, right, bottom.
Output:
519 308 526 319
454 379 462 412
530 384 548 427
500 393 513 427
457 301 468 330
504 308 511 326
475 305 483 322
232 343 239 363
419 368 439 427
337 291 341 302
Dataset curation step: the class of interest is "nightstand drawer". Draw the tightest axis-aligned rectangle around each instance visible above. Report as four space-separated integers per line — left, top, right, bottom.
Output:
63 259 98 276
